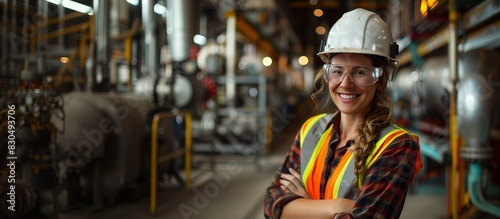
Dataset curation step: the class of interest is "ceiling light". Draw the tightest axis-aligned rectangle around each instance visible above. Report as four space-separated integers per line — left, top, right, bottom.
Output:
316 26 326 35
313 9 323 17
262 57 272 67
193 34 207 45
298 56 309 66
154 3 166 15
127 0 139 6
47 0 61 4
62 0 93 14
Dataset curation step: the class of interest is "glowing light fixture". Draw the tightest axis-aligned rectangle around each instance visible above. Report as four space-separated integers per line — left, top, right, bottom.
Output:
60 57 69 63
47 0 61 4
316 26 326 35
420 0 428 17
314 9 323 17
47 0 93 15
127 0 139 6
420 0 439 17
154 3 166 15
298 56 309 66
193 34 207 45
62 0 93 14
262 57 273 67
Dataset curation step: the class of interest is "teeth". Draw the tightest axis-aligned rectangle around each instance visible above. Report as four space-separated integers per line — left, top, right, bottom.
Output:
340 94 357 99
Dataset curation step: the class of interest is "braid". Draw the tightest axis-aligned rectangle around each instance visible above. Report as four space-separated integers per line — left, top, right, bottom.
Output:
349 91 392 179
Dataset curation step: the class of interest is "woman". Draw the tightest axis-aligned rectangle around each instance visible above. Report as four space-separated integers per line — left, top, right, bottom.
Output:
264 8 423 219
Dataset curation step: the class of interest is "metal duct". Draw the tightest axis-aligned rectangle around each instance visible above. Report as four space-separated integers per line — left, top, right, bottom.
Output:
142 0 158 75
166 0 196 62
457 49 500 150
414 55 460 119
409 49 500 149
93 0 111 90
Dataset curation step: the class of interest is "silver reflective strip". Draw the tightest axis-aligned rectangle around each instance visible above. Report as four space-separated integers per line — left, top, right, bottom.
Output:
300 114 334 177
337 157 358 199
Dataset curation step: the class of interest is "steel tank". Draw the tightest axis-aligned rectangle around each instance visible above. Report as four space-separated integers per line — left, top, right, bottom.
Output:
50 92 168 203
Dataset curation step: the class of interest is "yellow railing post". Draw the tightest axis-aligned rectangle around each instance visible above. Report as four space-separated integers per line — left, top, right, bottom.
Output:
150 111 192 215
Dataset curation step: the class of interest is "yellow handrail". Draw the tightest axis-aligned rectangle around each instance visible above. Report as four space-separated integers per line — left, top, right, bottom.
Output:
150 111 192 215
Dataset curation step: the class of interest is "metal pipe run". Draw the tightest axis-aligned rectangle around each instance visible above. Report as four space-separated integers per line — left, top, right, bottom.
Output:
142 0 158 75
93 0 111 90
468 163 500 217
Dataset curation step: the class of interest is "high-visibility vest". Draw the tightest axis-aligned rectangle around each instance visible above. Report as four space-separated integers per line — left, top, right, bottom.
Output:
299 113 420 200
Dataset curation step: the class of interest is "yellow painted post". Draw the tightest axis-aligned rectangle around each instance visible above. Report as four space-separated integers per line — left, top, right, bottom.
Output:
185 112 192 189
150 111 193 214
150 115 160 215
448 0 460 218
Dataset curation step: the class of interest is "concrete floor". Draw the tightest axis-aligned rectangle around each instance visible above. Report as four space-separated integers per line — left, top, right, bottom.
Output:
64 120 449 219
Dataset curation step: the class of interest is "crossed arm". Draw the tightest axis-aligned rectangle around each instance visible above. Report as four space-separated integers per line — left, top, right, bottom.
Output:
264 132 420 219
279 168 355 219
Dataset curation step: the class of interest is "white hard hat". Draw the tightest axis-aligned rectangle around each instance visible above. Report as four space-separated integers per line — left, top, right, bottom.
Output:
317 8 399 66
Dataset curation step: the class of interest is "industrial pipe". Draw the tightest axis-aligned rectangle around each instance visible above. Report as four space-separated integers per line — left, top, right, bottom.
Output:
93 0 111 90
468 163 500 217
142 0 158 75
166 0 195 62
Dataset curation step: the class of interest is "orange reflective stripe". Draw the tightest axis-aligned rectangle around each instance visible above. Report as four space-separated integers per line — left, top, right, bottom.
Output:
367 130 406 168
358 129 407 188
325 151 353 199
301 116 418 200
304 127 332 200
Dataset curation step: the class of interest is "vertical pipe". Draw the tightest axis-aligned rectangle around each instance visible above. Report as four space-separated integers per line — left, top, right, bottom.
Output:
468 163 500 217
110 0 120 38
142 0 158 75
93 0 111 90
448 0 459 218
225 10 237 110
166 0 195 62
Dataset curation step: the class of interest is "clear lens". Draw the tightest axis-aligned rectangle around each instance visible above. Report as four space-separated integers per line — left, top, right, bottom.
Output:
323 64 383 87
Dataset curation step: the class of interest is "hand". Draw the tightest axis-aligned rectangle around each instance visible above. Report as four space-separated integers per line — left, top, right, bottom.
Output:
280 168 311 199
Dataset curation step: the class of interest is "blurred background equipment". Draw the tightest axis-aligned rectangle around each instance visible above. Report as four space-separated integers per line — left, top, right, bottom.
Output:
0 0 500 218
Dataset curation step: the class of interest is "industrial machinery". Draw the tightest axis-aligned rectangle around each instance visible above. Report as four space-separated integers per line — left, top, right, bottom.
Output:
0 0 201 218
0 0 278 218
391 49 500 218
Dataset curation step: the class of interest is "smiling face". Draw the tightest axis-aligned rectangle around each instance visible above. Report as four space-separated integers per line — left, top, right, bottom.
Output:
328 53 380 118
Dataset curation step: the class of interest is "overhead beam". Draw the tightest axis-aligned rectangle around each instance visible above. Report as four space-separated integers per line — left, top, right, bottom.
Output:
235 13 279 58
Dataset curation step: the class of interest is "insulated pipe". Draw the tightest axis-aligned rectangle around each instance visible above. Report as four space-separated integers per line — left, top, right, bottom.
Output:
226 11 237 109
468 163 500 217
458 49 500 218
93 0 111 90
142 0 158 75
166 0 195 62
